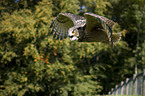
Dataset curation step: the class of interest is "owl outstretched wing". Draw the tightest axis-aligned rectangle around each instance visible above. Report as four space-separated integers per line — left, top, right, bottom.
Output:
49 13 86 40
84 13 118 46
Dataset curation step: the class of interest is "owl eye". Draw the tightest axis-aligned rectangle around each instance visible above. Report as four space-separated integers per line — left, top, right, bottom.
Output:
72 31 75 34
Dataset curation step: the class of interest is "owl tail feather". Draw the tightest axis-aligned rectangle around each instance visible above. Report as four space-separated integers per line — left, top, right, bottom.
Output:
112 33 122 43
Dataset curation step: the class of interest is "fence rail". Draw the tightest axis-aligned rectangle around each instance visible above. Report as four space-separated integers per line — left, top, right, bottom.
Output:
108 69 145 95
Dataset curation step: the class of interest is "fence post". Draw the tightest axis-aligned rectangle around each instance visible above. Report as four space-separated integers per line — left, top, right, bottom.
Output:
133 74 137 95
115 85 118 95
143 69 145 95
108 91 111 95
120 81 124 95
111 88 114 95
126 78 129 95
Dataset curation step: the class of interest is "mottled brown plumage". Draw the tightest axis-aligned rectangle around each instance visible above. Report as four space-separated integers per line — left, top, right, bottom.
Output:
49 13 121 46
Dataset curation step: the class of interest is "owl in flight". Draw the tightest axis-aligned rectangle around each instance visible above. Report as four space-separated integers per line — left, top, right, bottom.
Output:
49 13 121 46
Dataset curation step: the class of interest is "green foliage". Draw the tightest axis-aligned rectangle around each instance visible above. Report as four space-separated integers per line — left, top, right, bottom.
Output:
0 0 103 95
108 0 145 74
0 0 39 15
107 0 145 49
0 0 144 95
105 0 145 94
59 0 80 14
79 0 111 16
52 0 80 15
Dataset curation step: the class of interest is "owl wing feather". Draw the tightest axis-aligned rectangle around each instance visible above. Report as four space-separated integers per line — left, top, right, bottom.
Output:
49 13 86 40
84 13 116 46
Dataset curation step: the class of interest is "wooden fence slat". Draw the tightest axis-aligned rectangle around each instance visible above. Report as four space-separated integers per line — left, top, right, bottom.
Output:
133 74 137 95
115 85 118 95
108 91 111 95
143 69 145 95
126 78 129 95
111 88 114 95
120 81 124 95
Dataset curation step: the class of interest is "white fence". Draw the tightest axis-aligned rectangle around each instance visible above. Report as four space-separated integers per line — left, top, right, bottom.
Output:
108 69 145 95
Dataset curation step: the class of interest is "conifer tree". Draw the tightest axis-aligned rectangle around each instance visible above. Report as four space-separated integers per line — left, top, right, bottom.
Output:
0 0 103 95
1 0 143 95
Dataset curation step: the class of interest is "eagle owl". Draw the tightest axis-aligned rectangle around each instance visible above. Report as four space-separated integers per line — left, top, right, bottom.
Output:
49 13 121 46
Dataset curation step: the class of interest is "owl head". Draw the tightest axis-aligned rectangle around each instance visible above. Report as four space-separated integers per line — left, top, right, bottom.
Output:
68 25 86 41
69 29 79 41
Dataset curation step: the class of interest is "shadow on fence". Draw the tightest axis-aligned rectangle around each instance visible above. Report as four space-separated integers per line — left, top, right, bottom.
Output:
108 69 145 95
